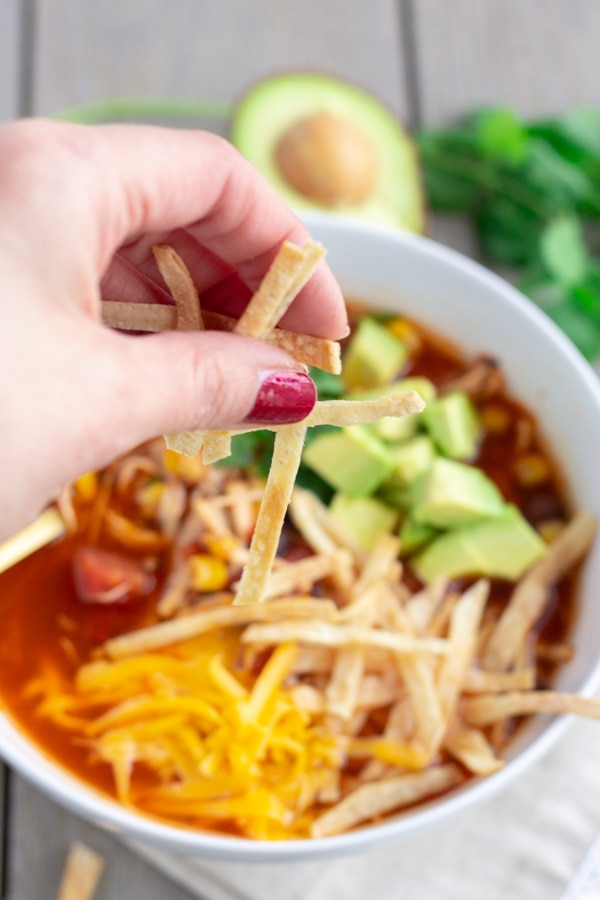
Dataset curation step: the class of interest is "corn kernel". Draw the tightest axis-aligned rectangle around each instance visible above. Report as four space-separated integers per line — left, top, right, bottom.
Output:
136 480 164 518
164 449 204 483
189 554 229 592
386 318 422 355
481 403 510 434
513 453 550 487
74 472 98 502
205 534 240 562
538 518 566 544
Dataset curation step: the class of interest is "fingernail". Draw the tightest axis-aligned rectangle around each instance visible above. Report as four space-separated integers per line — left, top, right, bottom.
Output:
244 371 317 425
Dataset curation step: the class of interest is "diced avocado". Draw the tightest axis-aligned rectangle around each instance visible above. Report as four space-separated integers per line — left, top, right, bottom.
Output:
421 391 481 460
398 517 438 555
386 435 436 488
412 505 546 582
330 494 399 551
302 425 394 497
411 457 505 528
377 482 414 512
230 71 425 232
349 377 437 442
342 317 408 390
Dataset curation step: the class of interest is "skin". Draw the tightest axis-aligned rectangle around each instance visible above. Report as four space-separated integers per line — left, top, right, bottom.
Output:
0 119 347 540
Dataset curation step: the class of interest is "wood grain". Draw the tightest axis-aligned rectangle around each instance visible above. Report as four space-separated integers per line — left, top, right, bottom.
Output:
413 0 600 124
0 0 20 120
32 0 409 127
6 775 196 900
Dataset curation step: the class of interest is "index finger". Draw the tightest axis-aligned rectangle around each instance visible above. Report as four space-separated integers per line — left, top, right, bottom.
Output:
85 123 348 340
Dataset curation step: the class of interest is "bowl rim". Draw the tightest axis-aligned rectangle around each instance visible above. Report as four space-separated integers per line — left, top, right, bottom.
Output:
2 212 600 861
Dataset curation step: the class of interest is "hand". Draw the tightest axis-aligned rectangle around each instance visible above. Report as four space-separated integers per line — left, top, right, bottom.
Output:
0 119 347 539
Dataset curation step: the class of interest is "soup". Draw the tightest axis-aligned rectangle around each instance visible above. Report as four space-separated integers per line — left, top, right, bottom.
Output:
0 307 593 840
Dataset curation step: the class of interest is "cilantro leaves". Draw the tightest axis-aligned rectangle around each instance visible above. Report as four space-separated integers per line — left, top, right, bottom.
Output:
417 107 600 360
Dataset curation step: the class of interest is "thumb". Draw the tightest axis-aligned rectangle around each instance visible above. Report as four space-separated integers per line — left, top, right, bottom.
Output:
88 327 316 461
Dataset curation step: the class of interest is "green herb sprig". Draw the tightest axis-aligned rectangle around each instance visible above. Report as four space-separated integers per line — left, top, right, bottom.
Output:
417 106 600 360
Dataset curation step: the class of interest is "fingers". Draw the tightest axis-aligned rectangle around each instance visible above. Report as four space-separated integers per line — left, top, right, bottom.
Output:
83 123 348 339
68 327 316 474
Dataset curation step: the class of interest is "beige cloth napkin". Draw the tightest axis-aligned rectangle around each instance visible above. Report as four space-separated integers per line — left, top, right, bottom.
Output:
126 714 600 900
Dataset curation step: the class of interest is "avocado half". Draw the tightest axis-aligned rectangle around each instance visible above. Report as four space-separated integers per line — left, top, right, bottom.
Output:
230 72 425 233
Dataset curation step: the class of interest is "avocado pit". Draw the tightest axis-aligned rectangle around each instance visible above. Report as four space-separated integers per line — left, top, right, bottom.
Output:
275 110 377 207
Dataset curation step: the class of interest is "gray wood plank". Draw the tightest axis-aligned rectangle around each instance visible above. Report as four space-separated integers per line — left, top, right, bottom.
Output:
0 0 20 120
32 0 409 126
6 774 196 900
413 0 600 126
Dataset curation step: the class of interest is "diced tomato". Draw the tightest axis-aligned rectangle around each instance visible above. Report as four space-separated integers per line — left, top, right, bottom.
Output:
72 546 155 605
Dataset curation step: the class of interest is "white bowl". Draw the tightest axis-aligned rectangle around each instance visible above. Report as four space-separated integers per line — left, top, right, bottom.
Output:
2 213 600 862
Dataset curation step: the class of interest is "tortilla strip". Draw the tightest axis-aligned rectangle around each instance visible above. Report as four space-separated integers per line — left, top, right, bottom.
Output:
437 580 489 722
444 726 504 775
289 487 366 563
310 764 463 838
260 552 336 600
463 666 535 693
233 242 308 338
307 393 425 426
463 690 600 726
241 620 449 656
100 303 341 374
153 245 203 332
233 422 308 605
57 842 104 900
483 511 597 671
103 596 338 659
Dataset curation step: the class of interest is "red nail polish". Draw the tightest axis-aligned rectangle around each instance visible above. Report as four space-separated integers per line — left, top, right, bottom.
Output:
244 371 316 425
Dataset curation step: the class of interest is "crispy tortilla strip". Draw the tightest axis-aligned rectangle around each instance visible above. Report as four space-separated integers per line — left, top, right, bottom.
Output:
103 596 337 659
152 245 203 331
310 764 463 838
361 697 416 780
234 241 321 338
463 690 600 726
289 487 366 563
437 580 489 722
463 667 535 694
164 431 204 456
153 245 207 456
101 300 176 331
100 303 341 373
483 511 597 671
57 841 104 900
261 553 335 600
354 534 401 597
404 577 448 635
382 599 445 760
444 726 504 775
306 393 425 426
241 619 449 656
233 423 308 605
326 646 366 721
204 309 341 373
201 431 232 465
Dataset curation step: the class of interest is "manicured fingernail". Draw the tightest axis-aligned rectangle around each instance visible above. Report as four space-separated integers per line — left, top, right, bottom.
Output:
244 371 317 425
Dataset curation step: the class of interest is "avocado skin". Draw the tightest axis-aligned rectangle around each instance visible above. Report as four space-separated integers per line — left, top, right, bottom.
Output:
230 71 425 232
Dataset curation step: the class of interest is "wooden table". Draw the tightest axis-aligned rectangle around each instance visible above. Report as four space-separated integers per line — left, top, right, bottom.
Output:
1 2 599 897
